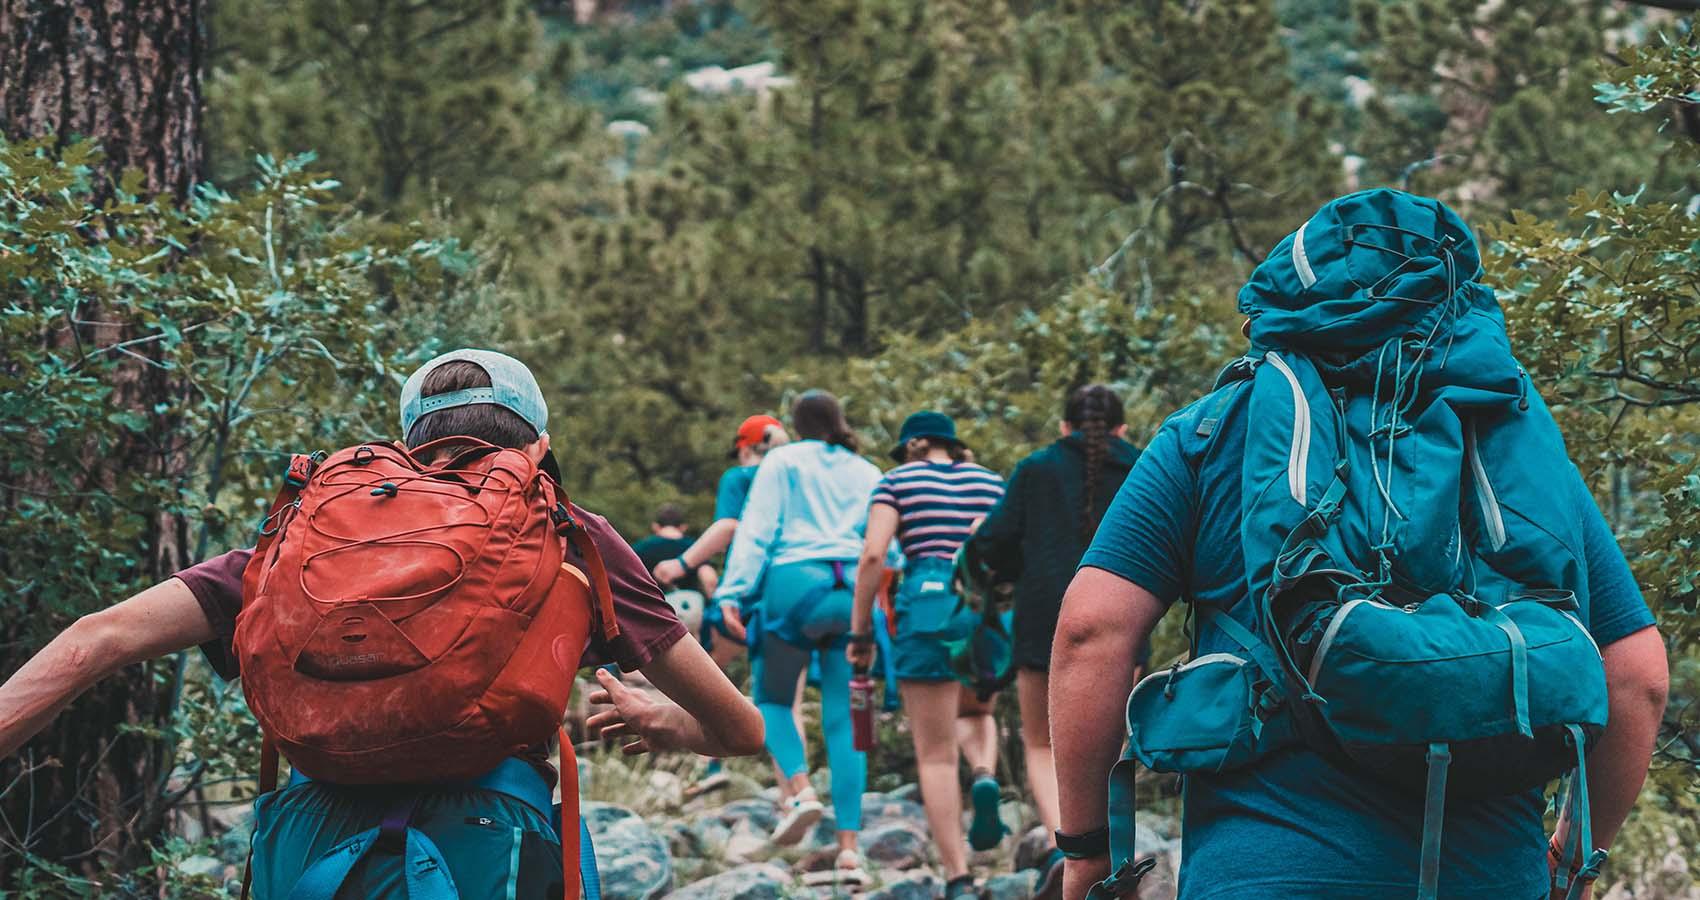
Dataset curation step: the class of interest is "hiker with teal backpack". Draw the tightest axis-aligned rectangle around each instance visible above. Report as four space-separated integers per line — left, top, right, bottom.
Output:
1049 191 1668 900
0 350 766 899
964 384 1147 900
713 390 887 885
848 411 1010 900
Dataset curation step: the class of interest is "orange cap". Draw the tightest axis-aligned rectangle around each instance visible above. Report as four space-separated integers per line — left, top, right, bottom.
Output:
732 415 784 452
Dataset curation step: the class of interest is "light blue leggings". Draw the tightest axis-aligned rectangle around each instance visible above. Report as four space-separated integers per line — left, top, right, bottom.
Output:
751 560 865 831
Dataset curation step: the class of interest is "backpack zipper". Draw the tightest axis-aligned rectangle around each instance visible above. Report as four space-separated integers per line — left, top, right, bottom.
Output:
1465 420 1507 551
1265 352 1311 506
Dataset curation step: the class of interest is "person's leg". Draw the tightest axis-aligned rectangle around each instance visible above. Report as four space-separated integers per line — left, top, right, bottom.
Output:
954 685 998 775
901 679 971 879
1017 669 1061 837
815 645 866 843
958 684 1008 852
774 668 811 800
752 631 813 794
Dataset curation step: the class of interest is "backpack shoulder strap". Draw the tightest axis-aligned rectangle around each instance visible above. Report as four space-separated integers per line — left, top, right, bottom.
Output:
547 486 621 643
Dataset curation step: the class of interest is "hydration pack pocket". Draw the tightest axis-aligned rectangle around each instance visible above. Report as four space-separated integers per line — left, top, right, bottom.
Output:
1125 652 1291 775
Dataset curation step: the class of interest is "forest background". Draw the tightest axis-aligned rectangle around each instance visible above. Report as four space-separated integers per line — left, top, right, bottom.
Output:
2 0 1699 894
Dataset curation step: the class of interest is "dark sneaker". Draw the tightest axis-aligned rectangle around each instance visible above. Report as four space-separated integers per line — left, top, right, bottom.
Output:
967 775 1008 851
944 874 980 900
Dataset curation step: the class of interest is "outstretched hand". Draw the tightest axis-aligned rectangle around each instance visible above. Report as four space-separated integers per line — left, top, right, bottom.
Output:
651 558 686 587
717 602 746 643
585 668 689 756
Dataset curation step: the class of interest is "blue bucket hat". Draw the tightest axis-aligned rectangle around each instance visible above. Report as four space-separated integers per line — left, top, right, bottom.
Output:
889 410 962 462
399 349 549 440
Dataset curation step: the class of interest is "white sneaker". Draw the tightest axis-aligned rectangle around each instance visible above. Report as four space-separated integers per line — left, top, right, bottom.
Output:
801 849 871 889
770 792 825 846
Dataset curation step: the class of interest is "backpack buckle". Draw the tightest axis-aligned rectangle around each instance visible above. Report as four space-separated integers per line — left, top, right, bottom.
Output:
550 502 577 531
1087 856 1157 900
284 453 319 489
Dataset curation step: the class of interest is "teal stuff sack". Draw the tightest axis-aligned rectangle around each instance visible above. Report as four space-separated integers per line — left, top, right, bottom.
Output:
249 758 575 900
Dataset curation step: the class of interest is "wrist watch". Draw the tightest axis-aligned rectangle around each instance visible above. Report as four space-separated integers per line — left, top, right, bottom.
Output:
1055 826 1110 860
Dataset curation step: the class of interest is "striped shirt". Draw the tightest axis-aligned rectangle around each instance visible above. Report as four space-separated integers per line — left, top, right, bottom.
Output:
871 461 1006 562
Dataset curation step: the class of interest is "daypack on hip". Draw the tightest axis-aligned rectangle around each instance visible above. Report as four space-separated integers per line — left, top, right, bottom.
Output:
234 438 620 900
1106 190 1610 900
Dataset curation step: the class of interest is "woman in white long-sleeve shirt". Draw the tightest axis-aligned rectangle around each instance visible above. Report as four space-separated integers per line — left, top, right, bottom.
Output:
714 390 883 884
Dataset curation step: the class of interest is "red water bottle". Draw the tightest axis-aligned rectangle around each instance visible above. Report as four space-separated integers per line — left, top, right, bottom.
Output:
850 667 875 752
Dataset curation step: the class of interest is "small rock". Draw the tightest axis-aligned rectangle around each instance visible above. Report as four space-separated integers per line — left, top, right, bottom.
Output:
649 770 685 799
886 783 921 804
864 871 940 900
669 863 792 900
982 870 1038 900
588 810 671 900
861 793 927 829
583 802 641 831
723 820 770 863
664 820 703 858
692 817 733 849
798 845 840 873
803 816 838 850
861 822 929 869
175 855 225 878
716 797 780 833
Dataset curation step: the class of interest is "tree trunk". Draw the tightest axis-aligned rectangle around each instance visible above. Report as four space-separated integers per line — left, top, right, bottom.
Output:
0 0 205 200
0 0 204 885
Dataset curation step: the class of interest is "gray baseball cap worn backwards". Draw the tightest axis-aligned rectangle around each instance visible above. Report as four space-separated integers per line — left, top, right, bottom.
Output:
399 349 549 439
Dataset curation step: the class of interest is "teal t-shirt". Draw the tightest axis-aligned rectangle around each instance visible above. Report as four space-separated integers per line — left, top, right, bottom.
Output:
1080 381 1655 900
715 465 757 521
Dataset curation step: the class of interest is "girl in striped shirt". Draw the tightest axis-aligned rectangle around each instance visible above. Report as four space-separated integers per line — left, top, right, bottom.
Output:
849 411 1008 900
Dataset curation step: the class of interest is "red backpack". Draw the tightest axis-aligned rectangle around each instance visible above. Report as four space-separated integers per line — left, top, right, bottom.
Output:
234 438 618 898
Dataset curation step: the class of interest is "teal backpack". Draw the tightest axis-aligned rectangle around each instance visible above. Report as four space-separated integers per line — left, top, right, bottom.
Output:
1102 190 1610 900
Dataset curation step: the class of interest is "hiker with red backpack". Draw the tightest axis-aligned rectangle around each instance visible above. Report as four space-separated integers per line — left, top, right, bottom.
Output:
0 349 765 899
1049 192 1668 900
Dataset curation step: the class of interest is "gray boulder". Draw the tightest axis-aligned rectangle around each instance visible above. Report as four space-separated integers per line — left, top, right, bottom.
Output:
1013 826 1052 873
886 783 922 804
587 804 671 900
864 872 940 900
861 793 927 830
861 822 930 869
669 863 792 900
982 871 1038 900
715 797 780 834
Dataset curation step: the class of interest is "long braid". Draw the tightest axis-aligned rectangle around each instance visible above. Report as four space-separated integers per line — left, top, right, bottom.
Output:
1066 384 1126 542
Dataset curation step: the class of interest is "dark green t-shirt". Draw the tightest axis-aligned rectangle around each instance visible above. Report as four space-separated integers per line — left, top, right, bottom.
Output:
630 534 701 593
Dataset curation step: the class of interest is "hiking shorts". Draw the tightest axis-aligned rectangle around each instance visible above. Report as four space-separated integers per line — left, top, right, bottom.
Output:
249 775 565 899
891 556 977 682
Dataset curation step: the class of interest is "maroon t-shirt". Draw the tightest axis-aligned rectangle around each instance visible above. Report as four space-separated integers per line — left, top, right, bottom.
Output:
174 502 685 786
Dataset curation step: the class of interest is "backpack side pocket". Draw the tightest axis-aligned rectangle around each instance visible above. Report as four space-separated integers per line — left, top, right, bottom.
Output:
1125 653 1288 775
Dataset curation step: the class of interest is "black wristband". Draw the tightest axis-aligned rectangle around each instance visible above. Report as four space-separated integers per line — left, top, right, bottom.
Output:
1055 826 1110 860
848 632 875 648
673 555 691 571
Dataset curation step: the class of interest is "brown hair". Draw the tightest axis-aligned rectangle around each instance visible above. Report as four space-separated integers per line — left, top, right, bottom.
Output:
404 361 539 450
903 436 968 464
1065 384 1126 540
791 390 859 452
653 503 686 528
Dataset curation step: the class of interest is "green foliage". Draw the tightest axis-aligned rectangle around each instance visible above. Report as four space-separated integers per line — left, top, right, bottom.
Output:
1354 0 1675 215
0 138 496 891
1487 25 1700 873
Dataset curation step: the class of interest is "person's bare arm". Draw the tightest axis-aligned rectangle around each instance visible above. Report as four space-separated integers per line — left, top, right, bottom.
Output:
695 565 719 599
1052 567 1169 900
0 578 216 758
848 504 900 669
1553 625 1668 897
653 518 739 585
587 635 764 757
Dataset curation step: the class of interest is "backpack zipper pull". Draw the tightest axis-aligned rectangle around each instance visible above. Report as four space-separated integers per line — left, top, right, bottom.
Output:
371 482 399 498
